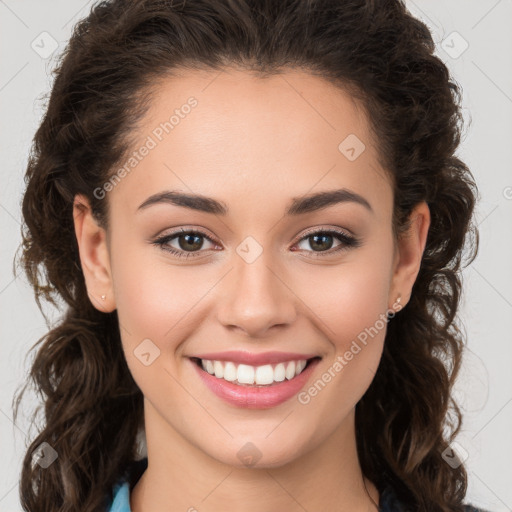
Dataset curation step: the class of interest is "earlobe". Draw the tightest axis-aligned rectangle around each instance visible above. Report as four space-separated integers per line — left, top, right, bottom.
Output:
73 194 116 312
389 201 431 309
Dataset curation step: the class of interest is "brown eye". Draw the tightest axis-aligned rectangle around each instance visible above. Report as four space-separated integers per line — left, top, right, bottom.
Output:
292 229 361 258
153 228 217 259
307 233 336 251
175 232 204 252
153 227 360 260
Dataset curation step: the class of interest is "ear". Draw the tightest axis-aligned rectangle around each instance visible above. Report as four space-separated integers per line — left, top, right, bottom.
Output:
388 201 430 310
73 194 116 313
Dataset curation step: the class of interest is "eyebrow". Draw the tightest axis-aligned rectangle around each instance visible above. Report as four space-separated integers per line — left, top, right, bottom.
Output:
137 188 373 216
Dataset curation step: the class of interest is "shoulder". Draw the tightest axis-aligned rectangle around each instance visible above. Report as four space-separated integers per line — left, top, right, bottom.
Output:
379 484 491 512
107 480 131 512
106 462 490 512
379 484 408 511
106 457 148 512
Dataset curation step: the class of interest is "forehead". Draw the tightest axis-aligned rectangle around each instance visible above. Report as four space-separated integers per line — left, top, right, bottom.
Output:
109 67 391 219
138 67 373 156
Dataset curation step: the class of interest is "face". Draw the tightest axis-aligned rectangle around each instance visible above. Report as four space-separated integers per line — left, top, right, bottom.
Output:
74 67 429 469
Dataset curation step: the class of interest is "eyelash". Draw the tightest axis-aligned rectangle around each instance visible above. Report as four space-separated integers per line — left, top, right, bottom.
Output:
152 226 361 260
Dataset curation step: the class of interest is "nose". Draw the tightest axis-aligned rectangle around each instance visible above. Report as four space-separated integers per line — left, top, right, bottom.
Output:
215 252 297 338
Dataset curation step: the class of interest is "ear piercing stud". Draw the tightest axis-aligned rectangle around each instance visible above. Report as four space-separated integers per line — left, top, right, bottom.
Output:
387 294 403 320
101 294 106 301
389 294 402 312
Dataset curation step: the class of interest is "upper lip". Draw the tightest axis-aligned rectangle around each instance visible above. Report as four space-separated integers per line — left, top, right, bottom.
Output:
190 351 320 366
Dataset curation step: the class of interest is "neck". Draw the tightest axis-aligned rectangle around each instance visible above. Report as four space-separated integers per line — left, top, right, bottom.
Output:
131 402 379 512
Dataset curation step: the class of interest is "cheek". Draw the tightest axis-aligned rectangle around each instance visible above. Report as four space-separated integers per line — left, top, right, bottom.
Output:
329 270 390 350
109 237 189 351
110 239 218 370
296 264 392 428
109 244 200 404
303 250 393 348
297 238 394 402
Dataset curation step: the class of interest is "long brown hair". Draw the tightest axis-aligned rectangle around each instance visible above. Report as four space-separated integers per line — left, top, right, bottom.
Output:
13 0 479 510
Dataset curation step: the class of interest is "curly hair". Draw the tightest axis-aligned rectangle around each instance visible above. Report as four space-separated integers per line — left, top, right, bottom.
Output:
12 0 479 510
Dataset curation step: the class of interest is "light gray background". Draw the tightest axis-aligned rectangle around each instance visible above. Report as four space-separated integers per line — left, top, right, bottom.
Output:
1 1 511 510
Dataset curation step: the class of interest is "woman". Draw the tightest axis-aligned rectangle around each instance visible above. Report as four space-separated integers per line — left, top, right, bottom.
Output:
13 0 485 511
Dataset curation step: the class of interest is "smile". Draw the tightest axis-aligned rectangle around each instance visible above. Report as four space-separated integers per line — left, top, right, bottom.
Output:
189 355 322 409
193 357 316 386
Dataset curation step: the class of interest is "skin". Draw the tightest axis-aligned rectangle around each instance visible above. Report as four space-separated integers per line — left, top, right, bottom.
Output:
73 68 430 511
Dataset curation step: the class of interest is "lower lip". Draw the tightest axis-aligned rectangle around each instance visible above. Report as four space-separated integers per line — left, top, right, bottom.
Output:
190 358 321 409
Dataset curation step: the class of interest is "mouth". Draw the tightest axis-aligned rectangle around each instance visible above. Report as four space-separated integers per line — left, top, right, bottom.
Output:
190 356 322 387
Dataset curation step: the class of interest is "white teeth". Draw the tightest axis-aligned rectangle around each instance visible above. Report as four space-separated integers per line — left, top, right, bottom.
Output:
285 361 295 380
199 358 311 386
237 364 255 384
223 361 237 381
213 360 224 378
255 364 274 385
274 363 286 382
